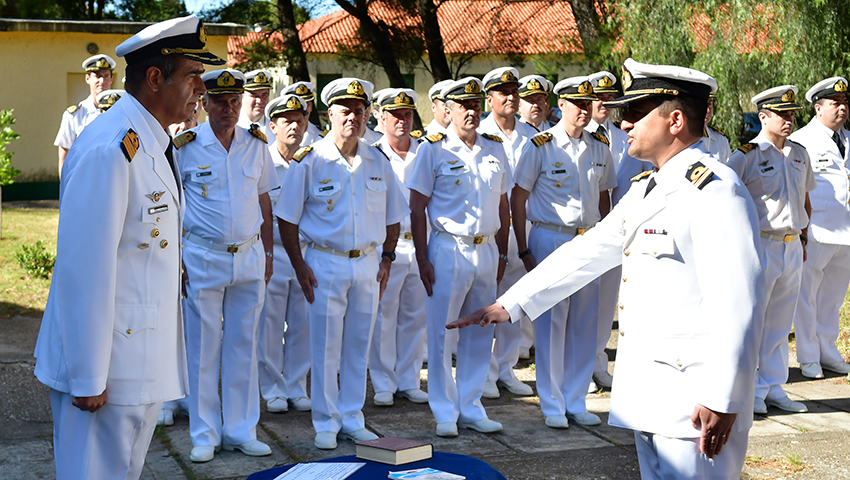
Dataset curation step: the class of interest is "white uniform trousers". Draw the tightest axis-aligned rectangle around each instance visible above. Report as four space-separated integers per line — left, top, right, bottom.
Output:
634 429 749 480
794 238 850 365
755 239 804 401
369 239 426 393
50 389 161 480
595 265 621 375
529 225 599 416
257 242 310 402
427 232 497 424
488 223 525 383
306 248 380 434
183 241 265 447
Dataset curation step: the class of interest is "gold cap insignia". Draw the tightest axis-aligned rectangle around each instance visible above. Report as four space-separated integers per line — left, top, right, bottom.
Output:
146 191 166 202
578 81 593 95
286 96 302 110
622 67 633 90
527 79 542 91
598 76 614 88
217 71 236 87
394 92 413 105
500 71 517 83
296 84 309 95
836 80 848 93
319 179 332 184
95 58 110 70
199 24 207 43
781 90 795 102
254 72 268 84
464 80 480 94
347 80 365 96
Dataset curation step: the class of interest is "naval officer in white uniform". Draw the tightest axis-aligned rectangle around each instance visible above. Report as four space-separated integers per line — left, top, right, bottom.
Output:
699 92 731 163
276 78 408 450
237 69 275 141
791 76 850 378
512 76 616 428
518 75 554 133
408 77 511 438
282 81 323 146
450 58 764 480
55 53 116 177
368 88 430 407
727 86 814 415
256 94 312 414
34 15 222 479
175 69 277 463
424 79 454 136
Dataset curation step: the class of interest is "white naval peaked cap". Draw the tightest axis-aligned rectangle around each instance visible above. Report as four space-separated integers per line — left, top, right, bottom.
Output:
371 88 392 103
482 67 520 92
428 79 454 101
282 81 315 101
115 15 225 66
553 76 597 100
518 75 552 97
96 89 124 110
244 69 273 91
265 94 307 119
588 71 618 93
82 54 116 72
320 78 373 107
751 85 802 111
605 58 717 107
202 69 246 94
805 76 849 102
377 88 418 111
441 77 485 101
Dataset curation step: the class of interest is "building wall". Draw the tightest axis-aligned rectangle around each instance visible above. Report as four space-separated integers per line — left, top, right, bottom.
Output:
0 28 233 182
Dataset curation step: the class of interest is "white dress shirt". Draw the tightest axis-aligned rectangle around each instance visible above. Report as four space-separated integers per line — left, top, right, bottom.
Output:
54 96 101 149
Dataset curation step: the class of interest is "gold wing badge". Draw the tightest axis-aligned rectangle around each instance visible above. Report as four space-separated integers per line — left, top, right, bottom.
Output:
146 191 166 203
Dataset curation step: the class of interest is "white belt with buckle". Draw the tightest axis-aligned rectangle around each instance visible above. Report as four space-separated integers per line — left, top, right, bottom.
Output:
308 242 375 258
434 230 492 245
534 222 592 236
182 230 260 253
760 232 798 242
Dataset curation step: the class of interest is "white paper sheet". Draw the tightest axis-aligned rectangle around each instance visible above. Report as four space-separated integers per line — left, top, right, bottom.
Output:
272 462 366 480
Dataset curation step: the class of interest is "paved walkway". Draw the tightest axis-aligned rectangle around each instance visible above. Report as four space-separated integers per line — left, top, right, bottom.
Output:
2 315 850 479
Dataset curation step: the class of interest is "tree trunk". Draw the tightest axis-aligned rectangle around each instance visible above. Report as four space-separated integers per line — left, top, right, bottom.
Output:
335 0 408 87
567 0 604 67
416 0 451 81
277 0 311 82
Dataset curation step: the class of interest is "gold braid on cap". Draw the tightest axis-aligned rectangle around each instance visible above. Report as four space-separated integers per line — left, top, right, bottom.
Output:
161 47 212 56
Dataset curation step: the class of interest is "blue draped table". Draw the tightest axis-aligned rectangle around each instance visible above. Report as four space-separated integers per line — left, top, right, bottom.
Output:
247 451 507 480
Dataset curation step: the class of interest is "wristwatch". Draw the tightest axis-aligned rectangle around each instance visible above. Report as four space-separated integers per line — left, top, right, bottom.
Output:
265 251 274 259
517 249 532 259
381 251 397 262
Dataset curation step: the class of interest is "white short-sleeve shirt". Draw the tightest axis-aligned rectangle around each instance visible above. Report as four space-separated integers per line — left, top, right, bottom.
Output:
54 97 101 149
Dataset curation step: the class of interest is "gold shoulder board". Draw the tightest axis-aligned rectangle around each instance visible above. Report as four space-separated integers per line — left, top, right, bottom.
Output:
66 104 79 114
425 133 445 143
591 132 610 146
120 129 140 163
173 131 196 149
482 133 503 143
410 129 424 139
686 161 716 190
736 143 756 154
320 129 330 138
710 125 727 137
292 146 313 163
630 170 652 182
249 127 268 143
531 133 553 147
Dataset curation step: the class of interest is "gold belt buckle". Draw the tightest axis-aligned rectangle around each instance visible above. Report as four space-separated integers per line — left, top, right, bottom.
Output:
227 244 239 253
349 250 361 258
473 236 484 244
784 234 794 242
403 232 413 240
577 228 587 235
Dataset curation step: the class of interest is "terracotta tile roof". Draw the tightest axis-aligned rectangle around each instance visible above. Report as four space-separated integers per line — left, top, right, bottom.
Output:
228 0 582 64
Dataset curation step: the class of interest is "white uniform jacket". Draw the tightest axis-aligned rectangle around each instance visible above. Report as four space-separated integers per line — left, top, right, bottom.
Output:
726 133 816 235
54 96 101 149
499 147 764 438
35 93 188 406
790 119 850 245
698 125 732 164
301 122 323 147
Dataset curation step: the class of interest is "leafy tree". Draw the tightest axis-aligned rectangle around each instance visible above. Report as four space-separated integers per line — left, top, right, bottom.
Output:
113 0 188 22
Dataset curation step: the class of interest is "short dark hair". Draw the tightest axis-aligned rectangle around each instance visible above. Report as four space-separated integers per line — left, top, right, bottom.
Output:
124 56 179 95
657 95 708 138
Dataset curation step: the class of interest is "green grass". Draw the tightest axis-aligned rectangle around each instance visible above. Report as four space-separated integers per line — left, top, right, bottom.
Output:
0 204 58 318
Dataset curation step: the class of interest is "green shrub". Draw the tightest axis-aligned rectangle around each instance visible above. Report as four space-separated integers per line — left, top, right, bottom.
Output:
16 240 55 279
0 109 21 187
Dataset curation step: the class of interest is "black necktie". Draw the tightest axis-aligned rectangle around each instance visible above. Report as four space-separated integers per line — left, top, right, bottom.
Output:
596 124 608 141
164 140 179 187
644 178 657 197
834 131 845 159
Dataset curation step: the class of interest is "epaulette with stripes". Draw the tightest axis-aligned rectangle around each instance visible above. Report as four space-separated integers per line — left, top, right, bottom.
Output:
481 133 503 143
172 131 196 149
66 104 79 114
424 133 445 143
709 125 727 137
531 133 553 147
591 132 610 146
630 170 652 182
320 129 330 138
410 129 424 139
371 143 390 161
736 143 757 154
120 129 139 163
292 146 313 163
686 161 716 190
248 126 268 143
